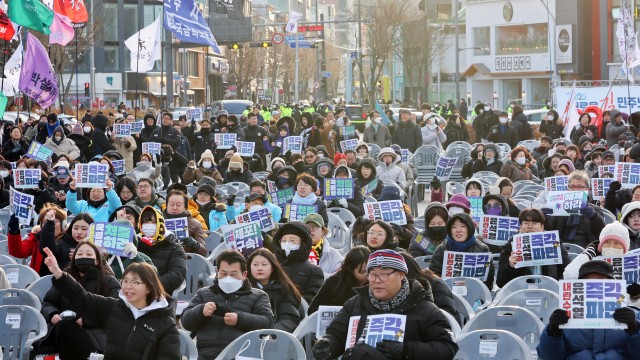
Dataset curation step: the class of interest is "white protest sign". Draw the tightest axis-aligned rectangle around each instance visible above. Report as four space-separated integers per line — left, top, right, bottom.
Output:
74 163 108 188
512 231 563 268
363 200 407 225
559 279 628 329
435 156 457 180
442 251 492 281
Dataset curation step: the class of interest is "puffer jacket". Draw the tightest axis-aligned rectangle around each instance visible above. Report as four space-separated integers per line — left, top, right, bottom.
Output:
66 188 122 223
44 126 81 160
355 159 384 199
421 124 447 150
52 273 180 360
182 165 223 185
254 280 301 333
38 221 78 270
537 308 640 360
181 279 274 359
319 280 458 359
1 138 29 162
68 134 92 163
429 238 495 290
274 222 325 303
127 195 166 211
7 218 47 275
376 162 407 189
113 136 138 173
500 160 533 181
392 120 423 152
127 162 162 183
606 120 628 148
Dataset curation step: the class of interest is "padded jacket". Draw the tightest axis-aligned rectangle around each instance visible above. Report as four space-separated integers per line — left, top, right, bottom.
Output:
255 280 301 333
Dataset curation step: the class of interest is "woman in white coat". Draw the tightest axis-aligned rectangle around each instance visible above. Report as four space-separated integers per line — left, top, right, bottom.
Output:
421 117 447 151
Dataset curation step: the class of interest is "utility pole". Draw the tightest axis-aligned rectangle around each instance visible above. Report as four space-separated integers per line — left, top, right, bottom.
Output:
453 0 460 103
89 0 95 107
357 0 364 105
320 13 327 101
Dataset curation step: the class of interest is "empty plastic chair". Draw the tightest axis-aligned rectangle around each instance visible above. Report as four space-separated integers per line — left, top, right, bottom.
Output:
443 277 492 310
454 329 534 360
494 289 559 323
460 306 544 354
204 231 224 258
441 309 462 340
0 254 17 265
326 213 351 256
178 329 198 360
207 242 229 264
415 256 432 270
0 305 48 360
493 275 560 304
25 275 53 303
292 311 319 360
452 292 475 326
228 182 249 192
216 329 307 360
175 254 215 314
327 208 356 228
1 264 40 289
0 289 41 311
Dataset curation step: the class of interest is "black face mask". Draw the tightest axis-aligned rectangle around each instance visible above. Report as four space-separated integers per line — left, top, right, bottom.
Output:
75 258 97 273
201 127 211 136
428 226 447 240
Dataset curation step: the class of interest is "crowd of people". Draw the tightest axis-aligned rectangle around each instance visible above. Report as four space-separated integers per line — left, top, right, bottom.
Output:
0 99 639 360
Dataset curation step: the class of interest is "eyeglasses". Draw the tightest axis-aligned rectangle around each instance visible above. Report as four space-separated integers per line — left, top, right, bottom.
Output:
568 184 589 190
367 270 396 282
521 221 541 228
120 279 144 286
367 231 386 237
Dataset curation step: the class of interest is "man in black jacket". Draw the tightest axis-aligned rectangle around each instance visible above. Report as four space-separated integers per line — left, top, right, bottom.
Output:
187 118 216 162
148 112 180 148
91 114 116 157
244 112 269 160
392 109 422 152
473 103 498 143
181 249 274 358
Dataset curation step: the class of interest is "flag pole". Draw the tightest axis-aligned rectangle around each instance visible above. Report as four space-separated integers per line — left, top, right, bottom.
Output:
74 27 79 120
134 28 141 113
1 42 7 94
623 0 633 114
160 11 165 111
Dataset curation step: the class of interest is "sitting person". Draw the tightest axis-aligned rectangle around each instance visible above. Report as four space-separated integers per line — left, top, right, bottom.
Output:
126 178 166 210
162 191 207 256
305 214 344 278
281 173 329 225
183 149 223 185
409 203 449 257
66 177 122 223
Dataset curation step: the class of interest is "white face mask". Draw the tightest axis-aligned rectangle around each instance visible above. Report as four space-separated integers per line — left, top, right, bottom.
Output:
484 106 490 111
141 223 157 237
516 157 526 165
218 276 243 294
249 205 265 212
601 247 624 257
282 242 300 256
83 127 91 133
478 109 484 114
202 161 212 169
317 153 325 158
54 136 62 142
499 117 508 124
547 115 554 121
449 207 465 215
0 170 8 178
427 124 436 130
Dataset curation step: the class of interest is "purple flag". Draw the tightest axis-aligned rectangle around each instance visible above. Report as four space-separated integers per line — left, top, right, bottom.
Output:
19 32 58 109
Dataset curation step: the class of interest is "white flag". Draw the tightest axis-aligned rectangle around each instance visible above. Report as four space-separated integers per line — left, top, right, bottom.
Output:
617 0 640 81
125 15 162 73
2 42 22 96
286 11 301 33
561 81 580 140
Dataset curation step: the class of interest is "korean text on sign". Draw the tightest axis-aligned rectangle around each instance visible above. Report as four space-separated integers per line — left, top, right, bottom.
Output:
214 133 237 149
591 178 614 198
74 163 108 188
26 141 53 162
512 230 562 268
469 197 483 223
317 306 342 338
442 251 491 281
235 207 275 232
546 191 588 216
235 141 255 157
615 162 640 187
363 200 407 225
545 176 569 192
13 169 40 189
10 187 34 225
478 215 521 247
435 156 457 180
324 178 355 200
142 142 162 156
131 121 144 134
165 217 190 238
267 188 294 206
284 204 318 222
112 160 126 176
560 279 628 329
88 222 134 257
356 314 407 347
600 252 640 285
114 123 131 137
221 222 263 257
340 139 358 153
283 136 303 154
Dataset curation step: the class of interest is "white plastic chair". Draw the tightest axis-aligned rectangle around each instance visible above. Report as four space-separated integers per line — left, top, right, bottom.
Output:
443 277 492 310
494 289 559 323
0 289 42 311
25 275 53 303
454 329 534 360
493 275 560 304
216 329 306 360
178 329 198 360
292 311 319 360
1 264 39 289
326 213 351 256
0 305 48 360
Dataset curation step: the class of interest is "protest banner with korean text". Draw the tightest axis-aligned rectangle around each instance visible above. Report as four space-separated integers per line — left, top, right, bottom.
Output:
324 178 355 200
512 231 563 268
235 141 255 157
267 188 294 206
283 136 303 154
112 160 125 176
478 215 521 247
546 191 588 216
340 139 358 153
560 279 628 329
9 187 33 225
114 123 131 137
442 251 492 281
591 178 615 198
615 162 640 187
221 222 263 257
131 121 144 134
345 314 406 349
435 156 457 180
26 141 53 162
13 169 40 189
165 217 189 239
284 204 318 222
339 126 356 138
545 176 569 192
88 222 134 257
600 252 640 285
469 197 483 223
74 163 108 188
235 206 275 232
214 133 237 149
317 306 342 338
142 142 162 156
364 200 407 225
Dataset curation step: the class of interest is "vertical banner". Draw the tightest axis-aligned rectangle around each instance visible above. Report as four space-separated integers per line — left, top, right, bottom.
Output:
363 200 407 225
324 178 355 200
442 251 492 281
401 149 410 163
560 279 628 329
9 187 34 225
435 156 457 180
469 197 483 223
478 215 521 247
555 25 573 64
87 222 134 257
512 231 562 268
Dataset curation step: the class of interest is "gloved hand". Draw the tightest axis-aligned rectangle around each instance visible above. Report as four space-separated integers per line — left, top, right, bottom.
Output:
375 340 406 360
312 338 333 360
541 207 554 216
609 181 622 192
226 194 236 206
585 241 599 259
628 283 640 298
579 206 596 219
548 309 569 337
181 237 200 251
8 214 20 235
122 242 138 259
338 198 348 208
391 223 405 236
614 307 638 333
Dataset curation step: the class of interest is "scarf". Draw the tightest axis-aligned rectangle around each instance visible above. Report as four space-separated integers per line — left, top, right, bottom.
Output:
446 234 477 252
311 238 324 264
292 192 317 205
369 278 410 312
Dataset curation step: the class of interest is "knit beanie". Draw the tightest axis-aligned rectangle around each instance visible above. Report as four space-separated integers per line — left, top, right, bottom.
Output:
366 249 408 274
200 149 216 165
598 222 631 253
334 153 347 166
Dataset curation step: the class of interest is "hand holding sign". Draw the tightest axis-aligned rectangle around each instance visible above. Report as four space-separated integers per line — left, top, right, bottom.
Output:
43 247 63 279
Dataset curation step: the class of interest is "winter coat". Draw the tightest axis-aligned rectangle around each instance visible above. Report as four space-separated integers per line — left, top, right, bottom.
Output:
38 221 78 271
51 273 180 360
443 121 469 148
244 124 269 156
113 136 138 173
537 308 640 360
308 274 357 315
8 227 47 275
173 133 192 161
148 125 180 148
66 189 122 223
187 129 216 163
545 204 605 250
92 117 116 157
300 126 322 149
409 232 445 258
1 138 29 162
487 124 519 148
392 120 423 152
471 158 503 176
496 237 572 288
255 280 301 333
473 109 498 141
68 134 93 163
429 239 495 290
127 163 162 183
421 125 447 150
500 161 533 182
207 206 229 232
137 234 186 295
127 195 166 211
539 120 564 139
363 124 392 148
182 165 223 185
44 127 81 160
606 121 629 148
181 279 274 359
315 239 344 278
319 281 458 359
376 163 407 189
223 168 254 184
511 112 532 140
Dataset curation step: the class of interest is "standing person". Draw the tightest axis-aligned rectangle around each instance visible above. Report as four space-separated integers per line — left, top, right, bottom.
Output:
421 115 447 151
114 116 138 173
312 249 458 360
487 111 519 148
606 109 629 148
363 110 392 148
443 113 469 148
510 105 532 141
392 109 423 152
41 250 180 360
181 250 274 358
458 98 468 120
91 114 116 157
539 110 565 139
244 112 270 161
187 118 216 162
299 112 319 149
149 112 180 148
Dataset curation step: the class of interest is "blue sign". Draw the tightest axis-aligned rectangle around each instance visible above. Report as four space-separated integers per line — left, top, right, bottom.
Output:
289 41 314 49
350 51 358 59
285 34 305 43
321 72 332 78
163 0 221 54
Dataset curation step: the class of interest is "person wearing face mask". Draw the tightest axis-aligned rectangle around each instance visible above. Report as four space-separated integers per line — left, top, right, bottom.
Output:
136 206 187 294
67 122 93 163
487 111 520 148
305 213 344 278
37 113 70 143
421 115 447 151
470 143 503 175
272 165 298 191
223 154 255 184
185 118 215 163
472 102 498 143
539 110 564 139
90 114 116 157
148 112 180 149
129 153 162 184
183 149 223 185
605 109 629 148
66 176 122 223
376 147 407 189
263 124 291 156
273 221 325 303
393 109 423 152
510 105 532 141
445 193 472 216
620 201 640 250
409 203 449 257
182 249 274 359
44 125 81 160
500 147 534 181
363 110 392 148
37 241 121 359
1 125 29 161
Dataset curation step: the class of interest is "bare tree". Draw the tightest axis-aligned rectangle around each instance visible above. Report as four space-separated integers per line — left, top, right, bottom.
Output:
227 43 261 100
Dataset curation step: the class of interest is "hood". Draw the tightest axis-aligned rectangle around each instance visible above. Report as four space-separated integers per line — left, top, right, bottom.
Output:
463 178 486 197
300 112 313 129
474 102 485 114
313 157 335 179
103 150 124 161
52 125 65 139
357 158 377 180
94 114 109 131
316 145 329 156
483 143 499 157
120 292 172 319
275 165 298 188
276 116 296 134
274 221 313 264
621 201 640 224
333 165 351 178
276 125 290 138
423 202 448 225
138 206 167 244
482 194 510 216
270 157 286 169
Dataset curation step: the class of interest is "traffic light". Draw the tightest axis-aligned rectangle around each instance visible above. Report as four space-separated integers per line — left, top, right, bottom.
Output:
84 82 90 96
231 42 240 50
261 41 270 48
249 41 271 48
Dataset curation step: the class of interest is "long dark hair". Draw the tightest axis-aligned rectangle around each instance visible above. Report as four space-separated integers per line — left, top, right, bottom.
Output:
65 241 115 296
247 249 302 306
329 246 371 300
65 212 94 236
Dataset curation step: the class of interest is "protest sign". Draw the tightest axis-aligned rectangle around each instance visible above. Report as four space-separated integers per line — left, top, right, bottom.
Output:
9 187 33 225
267 188 294 206
600 252 640 285
478 215 520 247
546 191 588 216
283 136 303 154
599 165 615 176
615 162 640 187
442 251 492 281
401 149 410 163
512 231 562 268
235 141 255 157
339 126 356 138
88 222 134 257
345 314 407 349
266 180 277 194
165 217 189 239
186 108 203 122
112 160 126 176
26 141 53 162
340 139 358 153
324 178 355 200
591 178 615 198
435 156 457 180
317 306 342 338
560 279 628 329
214 133 237 149
364 200 407 225
113 123 131 137
74 163 108 188
469 197 483 223
221 222 263 257
142 142 162 156
12 169 40 189
411 232 435 254
235 206 276 232
131 121 144 134
545 176 569 192
284 204 318 222
361 179 379 196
